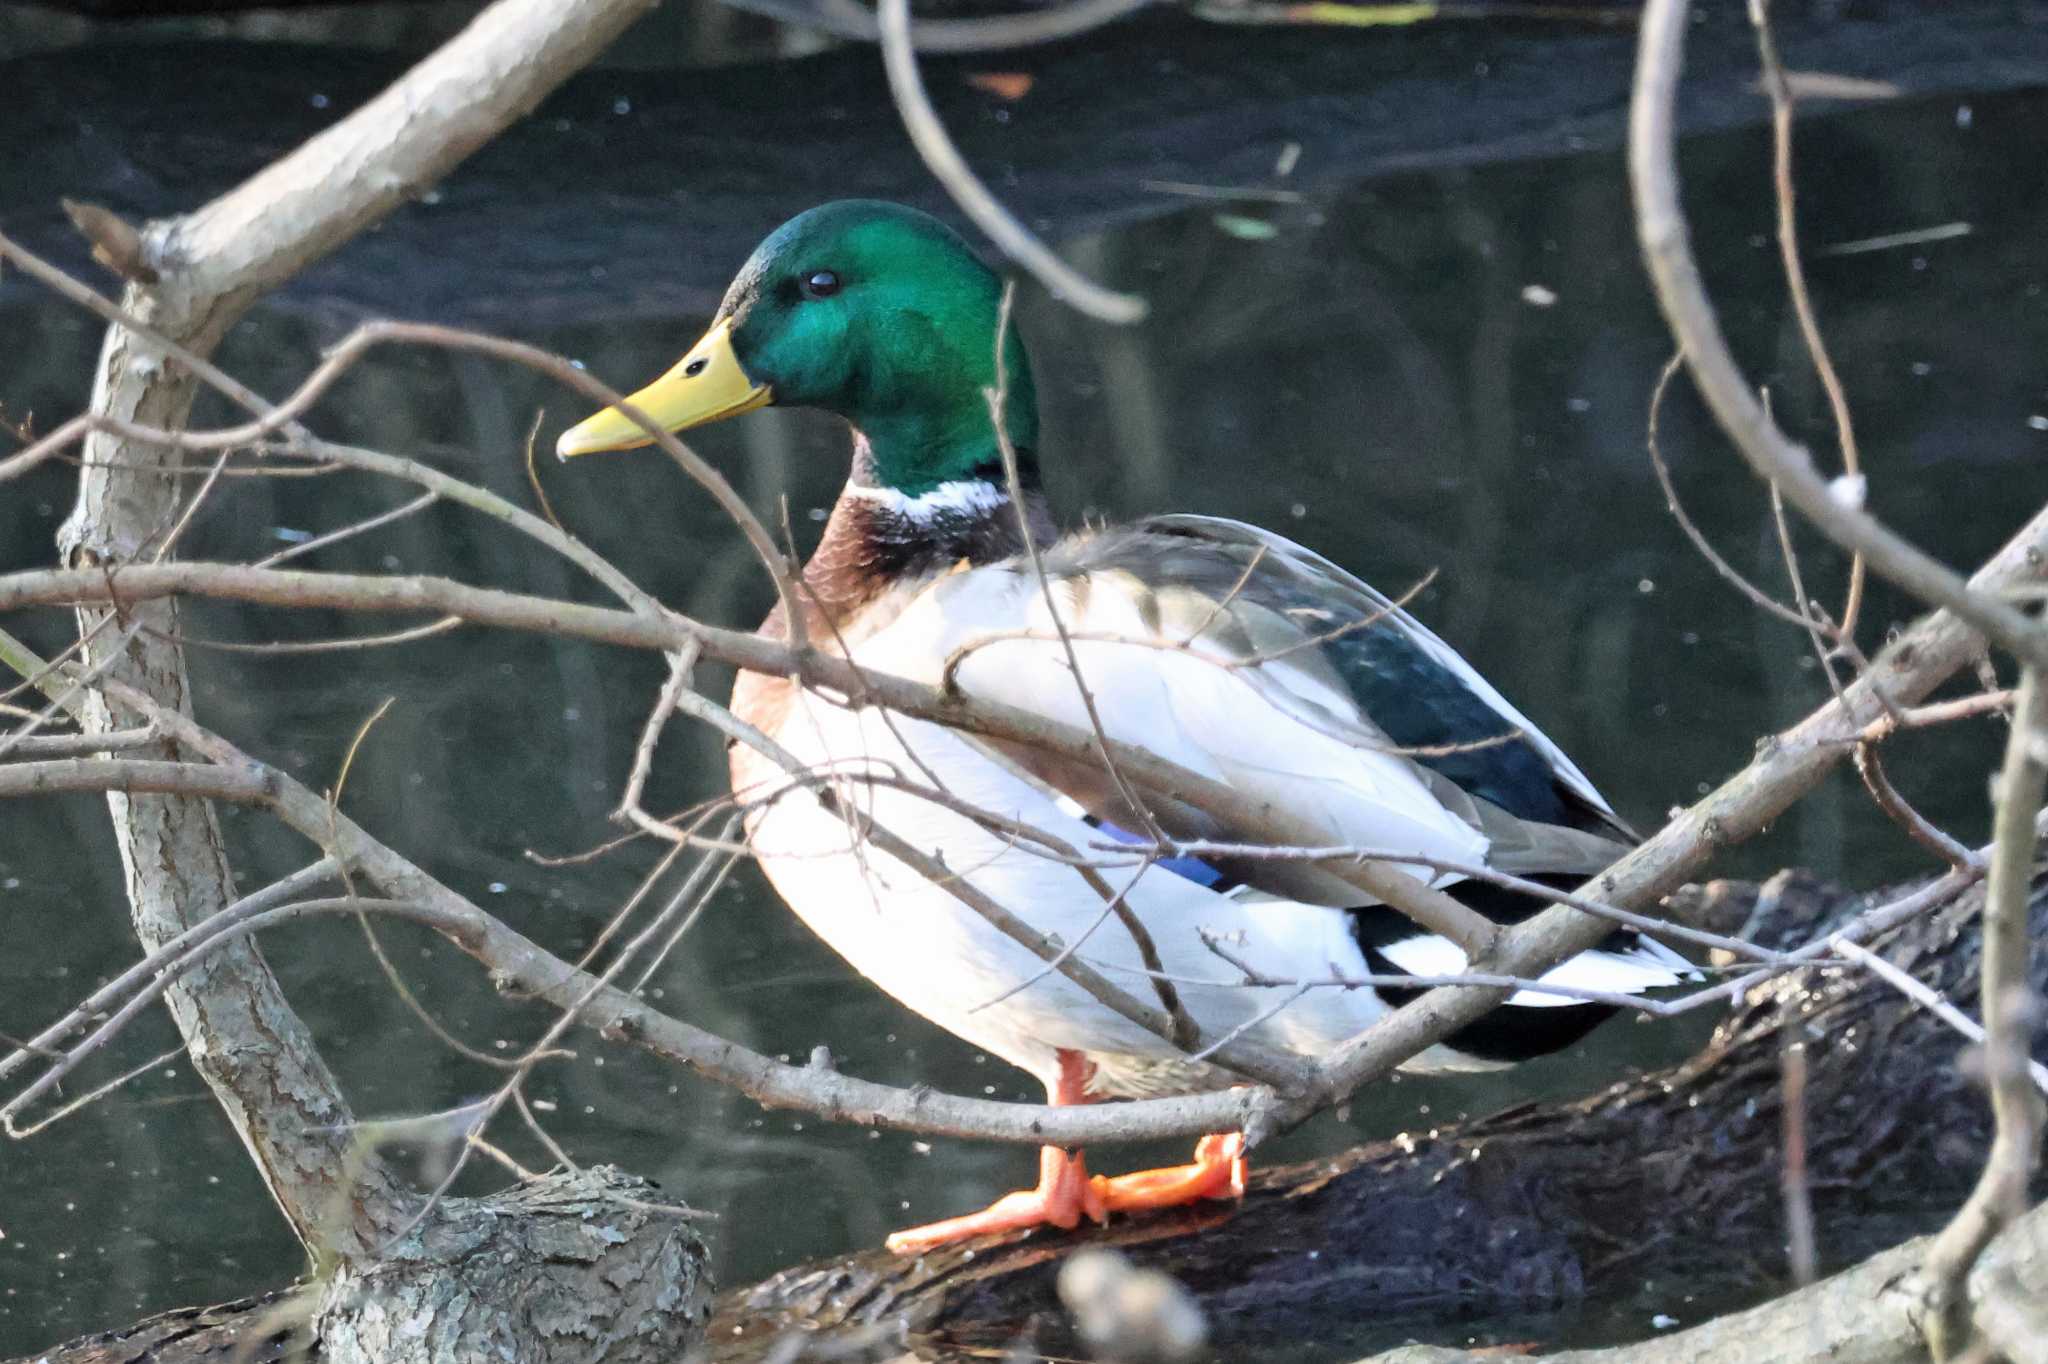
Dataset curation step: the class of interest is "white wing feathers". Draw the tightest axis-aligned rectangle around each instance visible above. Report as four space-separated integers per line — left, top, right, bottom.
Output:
1142 516 1616 819
854 553 1495 891
1376 931 1696 1008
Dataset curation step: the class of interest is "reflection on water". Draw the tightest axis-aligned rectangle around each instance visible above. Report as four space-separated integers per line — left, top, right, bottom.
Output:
3 82 2045 1359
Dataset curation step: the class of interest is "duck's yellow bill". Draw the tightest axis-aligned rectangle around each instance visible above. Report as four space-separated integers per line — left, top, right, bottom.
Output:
555 319 772 459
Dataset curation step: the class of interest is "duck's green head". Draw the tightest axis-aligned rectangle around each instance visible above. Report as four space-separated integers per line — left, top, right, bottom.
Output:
557 200 1038 497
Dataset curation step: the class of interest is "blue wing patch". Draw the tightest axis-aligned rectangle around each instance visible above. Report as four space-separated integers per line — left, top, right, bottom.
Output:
1091 818 1233 890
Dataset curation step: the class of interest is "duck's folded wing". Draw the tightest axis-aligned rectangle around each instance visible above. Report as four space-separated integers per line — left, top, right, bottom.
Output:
846 516 1630 909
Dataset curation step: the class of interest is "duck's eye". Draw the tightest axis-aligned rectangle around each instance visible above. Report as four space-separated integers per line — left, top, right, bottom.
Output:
800 269 841 299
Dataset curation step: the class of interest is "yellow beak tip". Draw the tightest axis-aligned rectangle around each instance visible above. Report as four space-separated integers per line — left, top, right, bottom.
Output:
553 320 765 462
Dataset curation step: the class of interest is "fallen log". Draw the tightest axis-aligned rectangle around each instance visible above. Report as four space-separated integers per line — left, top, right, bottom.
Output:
13 867 2043 1364
709 869 2046 1362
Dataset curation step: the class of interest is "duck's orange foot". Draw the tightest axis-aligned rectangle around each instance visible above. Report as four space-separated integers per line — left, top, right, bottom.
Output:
1093 1132 1248 1213
886 1145 1108 1255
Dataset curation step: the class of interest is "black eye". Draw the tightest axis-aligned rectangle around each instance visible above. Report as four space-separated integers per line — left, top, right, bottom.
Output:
683 357 708 377
800 269 841 299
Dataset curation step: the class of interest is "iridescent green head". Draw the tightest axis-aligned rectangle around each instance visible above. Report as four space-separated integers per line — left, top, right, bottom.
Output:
557 200 1038 498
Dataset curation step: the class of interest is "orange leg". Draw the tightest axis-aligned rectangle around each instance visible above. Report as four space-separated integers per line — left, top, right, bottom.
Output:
886 1050 1108 1255
1093 1131 1247 1212
886 1052 1248 1255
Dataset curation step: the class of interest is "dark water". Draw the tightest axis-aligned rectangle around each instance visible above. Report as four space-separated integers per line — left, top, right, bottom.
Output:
3 74 2045 1360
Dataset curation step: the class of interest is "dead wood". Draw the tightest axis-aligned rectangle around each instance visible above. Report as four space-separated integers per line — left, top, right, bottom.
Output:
705 869 2047 1362
7 1167 710 1364
19 867 2041 1364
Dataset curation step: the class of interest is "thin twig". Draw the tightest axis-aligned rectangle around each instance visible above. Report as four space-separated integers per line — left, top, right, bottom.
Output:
875 0 1146 324
627 817 745 994
0 859 339 1088
1857 691 2017 743
1854 744 1981 873
6 1045 188 1139
1771 481 1849 705
146 616 464 655
616 645 702 831
1829 938 2048 1099
1780 1031 1818 1287
984 280 1168 864
1114 836 1770 961
1645 350 1813 630
720 0 1155 51
521 407 567 534
1753 0 1867 641
254 490 439 569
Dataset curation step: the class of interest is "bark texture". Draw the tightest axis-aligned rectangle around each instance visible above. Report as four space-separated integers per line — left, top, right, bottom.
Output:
53 0 660 1266
10 1168 712 1364
705 871 2048 1362
315 1166 713 1364
24 870 2039 1364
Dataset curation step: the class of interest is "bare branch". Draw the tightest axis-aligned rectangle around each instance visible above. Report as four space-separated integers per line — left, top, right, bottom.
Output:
1752 0 1868 639
77 666 1290 1139
876 0 1147 324
0 757 271 803
1916 668 2048 1357
0 858 339 1090
1854 743 1981 873
149 616 465 656
0 556 1589 957
1857 690 2016 744
1113 835 1780 962
1829 938 2048 1100
0 725 155 757
62 199 157 285
1263 499 2048 1137
1645 350 1814 630
255 490 439 569
1780 1033 1818 1287
5 527 2045 1154
27 0 670 1268
1629 0 2048 672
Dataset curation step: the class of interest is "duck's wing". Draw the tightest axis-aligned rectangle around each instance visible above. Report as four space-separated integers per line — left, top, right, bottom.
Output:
1134 514 1634 843
849 515 1631 910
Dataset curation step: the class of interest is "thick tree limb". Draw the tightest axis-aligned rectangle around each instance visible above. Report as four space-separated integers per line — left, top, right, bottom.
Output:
48 0 662 1269
704 871 2048 1362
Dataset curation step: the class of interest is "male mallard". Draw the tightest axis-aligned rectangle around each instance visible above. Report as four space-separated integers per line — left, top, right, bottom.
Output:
558 200 1691 1254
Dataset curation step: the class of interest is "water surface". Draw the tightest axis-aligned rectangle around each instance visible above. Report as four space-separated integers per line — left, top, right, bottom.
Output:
2 74 2044 1360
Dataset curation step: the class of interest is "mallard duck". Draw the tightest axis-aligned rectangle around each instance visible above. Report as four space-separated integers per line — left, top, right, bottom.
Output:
557 200 1691 1255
